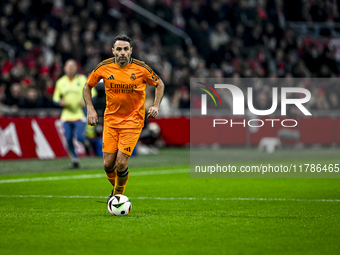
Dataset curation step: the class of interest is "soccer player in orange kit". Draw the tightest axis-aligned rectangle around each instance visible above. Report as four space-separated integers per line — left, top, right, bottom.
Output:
83 35 164 201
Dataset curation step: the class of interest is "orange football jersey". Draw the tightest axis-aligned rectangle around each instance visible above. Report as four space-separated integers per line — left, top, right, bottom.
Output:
87 58 160 128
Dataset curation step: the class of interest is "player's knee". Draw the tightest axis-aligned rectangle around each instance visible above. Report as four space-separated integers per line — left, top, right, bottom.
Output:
115 160 128 172
103 159 114 172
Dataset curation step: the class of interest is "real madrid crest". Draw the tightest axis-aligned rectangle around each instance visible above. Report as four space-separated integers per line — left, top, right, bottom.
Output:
130 73 136 80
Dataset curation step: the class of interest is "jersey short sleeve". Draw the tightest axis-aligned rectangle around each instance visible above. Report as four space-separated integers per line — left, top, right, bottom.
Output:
87 65 104 87
143 64 160 87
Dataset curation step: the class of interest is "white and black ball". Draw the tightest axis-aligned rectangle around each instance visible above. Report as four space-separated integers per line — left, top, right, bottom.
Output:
107 194 132 216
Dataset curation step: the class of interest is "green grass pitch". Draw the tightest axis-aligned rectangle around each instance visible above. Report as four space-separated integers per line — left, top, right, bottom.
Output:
0 148 340 255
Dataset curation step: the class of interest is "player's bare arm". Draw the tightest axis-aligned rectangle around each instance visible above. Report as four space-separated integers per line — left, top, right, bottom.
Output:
148 79 165 118
83 83 98 126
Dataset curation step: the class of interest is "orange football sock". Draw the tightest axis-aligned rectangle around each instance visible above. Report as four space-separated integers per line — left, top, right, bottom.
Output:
105 167 117 187
114 168 129 195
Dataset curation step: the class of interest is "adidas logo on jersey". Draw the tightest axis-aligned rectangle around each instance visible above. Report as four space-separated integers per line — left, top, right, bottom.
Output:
124 147 131 152
107 75 115 80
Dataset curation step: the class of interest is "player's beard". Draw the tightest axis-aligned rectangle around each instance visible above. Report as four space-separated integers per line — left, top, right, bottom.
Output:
119 57 128 66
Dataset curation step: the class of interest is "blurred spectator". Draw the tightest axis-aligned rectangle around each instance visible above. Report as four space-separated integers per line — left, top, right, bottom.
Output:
11 59 27 80
172 86 190 109
188 45 200 71
3 82 23 111
40 20 57 48
57 32 73 63
154 56 172 87
41 77 56 108
237 0 259 27
209 22 230 52
172 0 186 29
98 23 115 43
19 86 43 108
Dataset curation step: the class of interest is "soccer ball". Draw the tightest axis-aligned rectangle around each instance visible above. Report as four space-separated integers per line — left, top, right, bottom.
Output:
107 194 132 216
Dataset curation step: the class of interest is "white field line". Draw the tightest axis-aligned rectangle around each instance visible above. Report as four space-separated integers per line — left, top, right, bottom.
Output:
0 168 189 184
0 194 339 202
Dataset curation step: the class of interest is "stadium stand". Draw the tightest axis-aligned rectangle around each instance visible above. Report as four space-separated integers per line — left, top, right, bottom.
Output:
1 0 340 116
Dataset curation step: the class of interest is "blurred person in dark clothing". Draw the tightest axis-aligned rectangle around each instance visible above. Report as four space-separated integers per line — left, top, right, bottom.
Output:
172 86 190 109
3 82 24 110
19 86 43 108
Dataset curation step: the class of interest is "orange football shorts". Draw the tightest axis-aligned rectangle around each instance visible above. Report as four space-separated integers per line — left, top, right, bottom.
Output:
102 126 142 156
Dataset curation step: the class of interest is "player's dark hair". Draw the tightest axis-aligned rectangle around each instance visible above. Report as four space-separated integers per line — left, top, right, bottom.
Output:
113 35 132 48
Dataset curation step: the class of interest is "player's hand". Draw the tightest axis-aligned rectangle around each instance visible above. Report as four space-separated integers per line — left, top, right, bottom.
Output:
147 106 159 118
87 108 98 126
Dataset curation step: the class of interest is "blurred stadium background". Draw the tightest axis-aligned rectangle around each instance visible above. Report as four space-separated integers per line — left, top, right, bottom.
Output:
1 1 340 254
1 0 340 158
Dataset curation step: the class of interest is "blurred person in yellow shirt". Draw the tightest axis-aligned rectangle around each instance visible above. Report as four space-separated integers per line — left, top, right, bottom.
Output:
53 59 93 168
